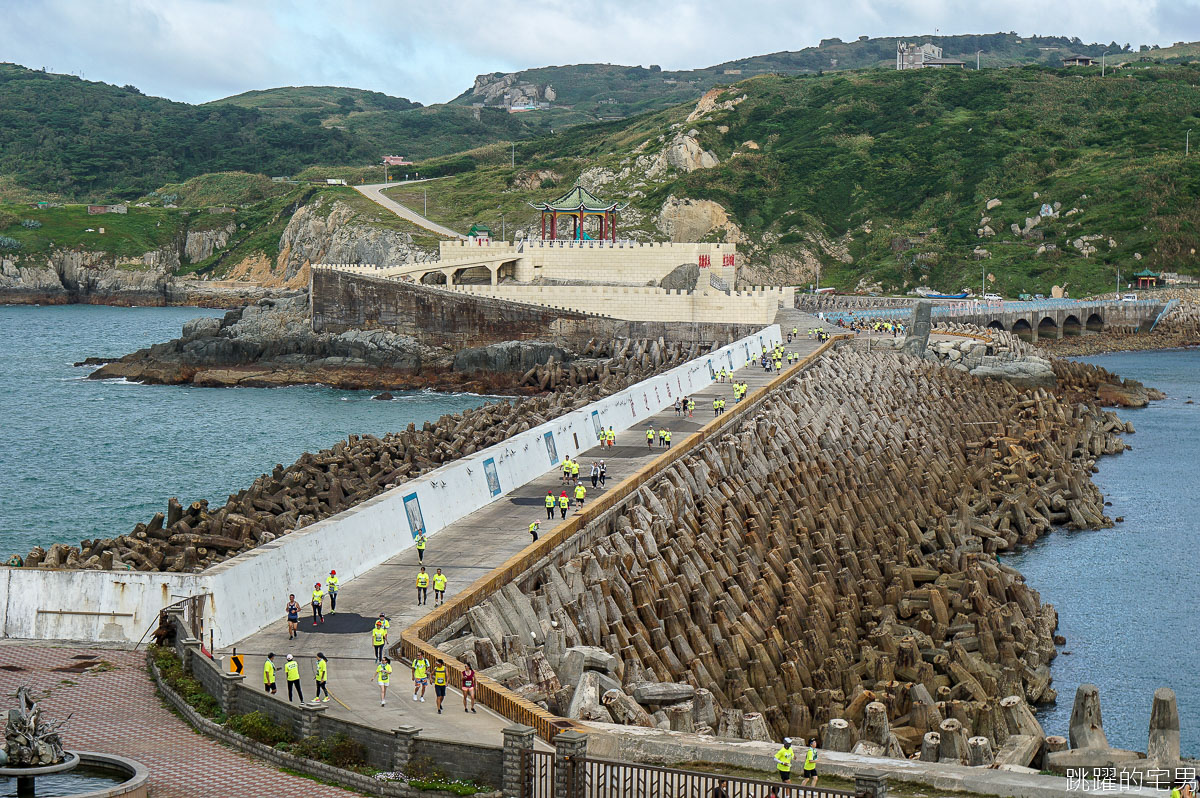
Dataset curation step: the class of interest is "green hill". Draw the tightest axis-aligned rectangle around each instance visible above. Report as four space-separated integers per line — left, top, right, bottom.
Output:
451 33 1145 119
0 66 554 201
402 63 1200 297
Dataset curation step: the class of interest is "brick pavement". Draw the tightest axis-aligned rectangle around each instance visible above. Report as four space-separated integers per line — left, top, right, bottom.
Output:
0 643 356 798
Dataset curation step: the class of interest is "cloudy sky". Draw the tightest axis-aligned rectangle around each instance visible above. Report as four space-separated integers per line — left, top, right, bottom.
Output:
4 0 1199 105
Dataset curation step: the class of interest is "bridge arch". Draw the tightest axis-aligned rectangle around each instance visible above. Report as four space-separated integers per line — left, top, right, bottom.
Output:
986 320 1006 332
1012 318 1033 341
1086 313 1105 332
420 271 447 285
1062 314 1082 336
453 265 493 285
1038 315 1059 339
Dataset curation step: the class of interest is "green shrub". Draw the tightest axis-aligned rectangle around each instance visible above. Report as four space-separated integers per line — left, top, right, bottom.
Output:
0 235 21 250
149 645 225 722
227 711 293 747
20 219 41 229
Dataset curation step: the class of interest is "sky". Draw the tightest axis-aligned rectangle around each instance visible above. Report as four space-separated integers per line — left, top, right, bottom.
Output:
4 0 1200 106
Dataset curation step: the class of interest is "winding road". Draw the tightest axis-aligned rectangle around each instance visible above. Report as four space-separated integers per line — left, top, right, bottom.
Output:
354 181 465 239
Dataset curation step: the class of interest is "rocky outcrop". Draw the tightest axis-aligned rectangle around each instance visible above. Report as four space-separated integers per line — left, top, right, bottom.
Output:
469 72 552 106
0 248 173 305
453 341 568 373
276 198 436 280
657 263 699 292
184 223 237 263
656 196 740 243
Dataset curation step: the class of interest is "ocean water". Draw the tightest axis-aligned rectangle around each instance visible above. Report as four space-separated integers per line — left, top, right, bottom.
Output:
0 305 487 558
1004 348 1200 755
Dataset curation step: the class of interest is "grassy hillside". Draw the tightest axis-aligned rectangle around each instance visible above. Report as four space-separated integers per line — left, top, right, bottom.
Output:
410 63 1200 297
0 65 555 201
451 34 1146 119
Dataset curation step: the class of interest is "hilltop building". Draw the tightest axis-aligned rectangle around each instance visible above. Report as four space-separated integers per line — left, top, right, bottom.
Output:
1062 55 1097 67
896 42 966 70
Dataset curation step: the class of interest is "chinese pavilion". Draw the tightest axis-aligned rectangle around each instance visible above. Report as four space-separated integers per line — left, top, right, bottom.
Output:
530 185 626 242
1133 268 1159 288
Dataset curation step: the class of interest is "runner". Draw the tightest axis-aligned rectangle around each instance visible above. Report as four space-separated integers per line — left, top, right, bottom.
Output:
545 490 555 520
314 653 330 703
561 455 572 484
263 653 277 694
590 461 600 489
415 531 427 563
598 461 607 487
646 427 655 449
326 570 339 613
573 481 586 510
411 653 429 702
310 582 324 626
462 662 477 713
432 658 448 714
432 568 447 608
371 619 387 664
285 594 300 639
558 490 569 520
375 656 392 706
416 566 429 606
529 520 539 542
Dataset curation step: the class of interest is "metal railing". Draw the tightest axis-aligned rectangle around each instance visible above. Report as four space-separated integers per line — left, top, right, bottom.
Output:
819 297 1166 325
398 337 843 741
575 756 854 798
521 749 556 798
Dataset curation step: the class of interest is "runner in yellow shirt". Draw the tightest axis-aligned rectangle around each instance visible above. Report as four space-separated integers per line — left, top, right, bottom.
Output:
432 658 449 714
375 656 392 706
432 568 447 607
416 566 429 606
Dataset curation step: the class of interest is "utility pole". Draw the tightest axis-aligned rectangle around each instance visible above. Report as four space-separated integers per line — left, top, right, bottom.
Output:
1116 266 1121 298
424 189 427 217
976 50 982 70
499 210 505 240
511 142 515 169
1188 129 1192 157
1102 51 1110 77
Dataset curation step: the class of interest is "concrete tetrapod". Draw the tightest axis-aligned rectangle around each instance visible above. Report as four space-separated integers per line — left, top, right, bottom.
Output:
1147 687 1180 764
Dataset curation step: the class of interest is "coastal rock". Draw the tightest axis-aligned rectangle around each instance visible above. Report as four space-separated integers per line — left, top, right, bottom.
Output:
656 196 740 243
184 223 236 263
1096 380 1150 408
453 341 567 373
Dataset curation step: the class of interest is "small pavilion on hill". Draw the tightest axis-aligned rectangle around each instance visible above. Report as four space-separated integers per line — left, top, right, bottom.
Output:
531 185 626 242
1134 268 1159 288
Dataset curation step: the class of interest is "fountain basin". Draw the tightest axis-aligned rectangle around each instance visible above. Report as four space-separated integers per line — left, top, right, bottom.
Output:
0 752 146 798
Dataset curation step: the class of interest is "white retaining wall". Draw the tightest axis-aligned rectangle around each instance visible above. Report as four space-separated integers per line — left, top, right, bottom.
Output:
0 325 781 648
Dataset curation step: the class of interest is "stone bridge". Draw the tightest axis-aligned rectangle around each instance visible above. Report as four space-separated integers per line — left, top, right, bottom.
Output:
825 299 1172 342
318 248 522 287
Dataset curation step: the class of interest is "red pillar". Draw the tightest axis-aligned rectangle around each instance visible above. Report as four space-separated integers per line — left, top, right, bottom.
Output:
573 215 578 240
551 212 557 240
599 213 605 242
541 212 546 241
610 211 616 242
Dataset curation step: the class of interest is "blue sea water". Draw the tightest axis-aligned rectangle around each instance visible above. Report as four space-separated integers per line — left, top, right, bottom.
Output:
1004 348 1200 755
0 305 487 558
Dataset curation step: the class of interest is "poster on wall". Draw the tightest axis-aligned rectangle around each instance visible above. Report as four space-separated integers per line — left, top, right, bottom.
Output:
483 457 501 497
403 492 426 538
707 359 715 380
590 410 603 442
744 342 750 361
726 351 734 372
543 431 558 465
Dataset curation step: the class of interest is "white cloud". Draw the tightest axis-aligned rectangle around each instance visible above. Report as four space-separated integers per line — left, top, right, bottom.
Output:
1 0 1197 105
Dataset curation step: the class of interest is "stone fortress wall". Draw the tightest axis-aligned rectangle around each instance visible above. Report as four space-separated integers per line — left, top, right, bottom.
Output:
445 283 794 325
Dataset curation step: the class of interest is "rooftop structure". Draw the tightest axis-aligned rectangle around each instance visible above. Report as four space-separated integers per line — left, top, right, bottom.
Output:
897 42 948 70
1062 55 1097 67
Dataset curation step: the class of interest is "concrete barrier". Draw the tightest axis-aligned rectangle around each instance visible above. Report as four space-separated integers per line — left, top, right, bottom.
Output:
1 325 781 647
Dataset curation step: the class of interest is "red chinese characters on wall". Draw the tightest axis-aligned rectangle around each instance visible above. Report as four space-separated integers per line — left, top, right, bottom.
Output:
698 254 710 268
723 254 735 267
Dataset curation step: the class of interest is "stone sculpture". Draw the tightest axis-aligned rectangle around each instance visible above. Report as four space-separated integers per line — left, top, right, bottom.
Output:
2 687 68 767
900 300 932 356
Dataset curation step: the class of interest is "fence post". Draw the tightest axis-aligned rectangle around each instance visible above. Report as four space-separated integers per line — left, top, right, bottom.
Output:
181 638 201 674
219 671 243 715
553 730 587 798
297 702 325 739
854 769 889 798
393 725 420 773
503 725 536 798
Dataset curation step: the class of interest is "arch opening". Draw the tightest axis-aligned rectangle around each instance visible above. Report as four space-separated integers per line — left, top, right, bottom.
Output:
1062 314 1082 336
1011 318 1034 342
1086 313 1105 332
420 271 447 285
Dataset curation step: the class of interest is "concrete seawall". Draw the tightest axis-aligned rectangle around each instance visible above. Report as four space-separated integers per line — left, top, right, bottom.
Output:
0 325 781 647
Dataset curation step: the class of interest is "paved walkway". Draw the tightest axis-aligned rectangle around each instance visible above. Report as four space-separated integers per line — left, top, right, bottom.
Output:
0 643 355 798
355 181 464 239
225 334 822 743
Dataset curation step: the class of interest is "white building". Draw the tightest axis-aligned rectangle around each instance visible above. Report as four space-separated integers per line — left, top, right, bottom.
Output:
897 42 966 70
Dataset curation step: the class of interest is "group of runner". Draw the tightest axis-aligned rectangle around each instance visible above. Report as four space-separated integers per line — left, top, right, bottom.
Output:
284 568 340 639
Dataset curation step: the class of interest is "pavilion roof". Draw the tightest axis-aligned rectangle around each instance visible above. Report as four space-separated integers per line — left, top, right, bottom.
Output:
1133 268 1159 277
530 184 625 213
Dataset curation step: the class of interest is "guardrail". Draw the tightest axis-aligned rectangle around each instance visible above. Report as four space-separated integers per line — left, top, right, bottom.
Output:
820 298 1164 324
398 336 843 741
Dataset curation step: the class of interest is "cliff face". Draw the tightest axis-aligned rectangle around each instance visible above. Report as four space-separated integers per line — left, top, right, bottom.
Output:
276 198 435 280
0 249 174 305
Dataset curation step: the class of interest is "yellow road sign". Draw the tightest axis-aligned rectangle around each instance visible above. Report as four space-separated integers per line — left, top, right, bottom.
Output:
228 654 244 675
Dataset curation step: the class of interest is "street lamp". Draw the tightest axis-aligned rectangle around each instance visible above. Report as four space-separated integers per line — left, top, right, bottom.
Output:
499 209 506 241
1101 51 1111 77
976 50 983 70
1188 129 1193 157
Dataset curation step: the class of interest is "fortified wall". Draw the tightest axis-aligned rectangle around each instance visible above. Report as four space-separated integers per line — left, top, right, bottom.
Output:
311 269 767 348
437 239 738 287
445 284 794 325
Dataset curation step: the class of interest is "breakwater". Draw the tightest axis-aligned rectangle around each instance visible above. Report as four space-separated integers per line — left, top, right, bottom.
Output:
13 335 725 573
436 347 1132 764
